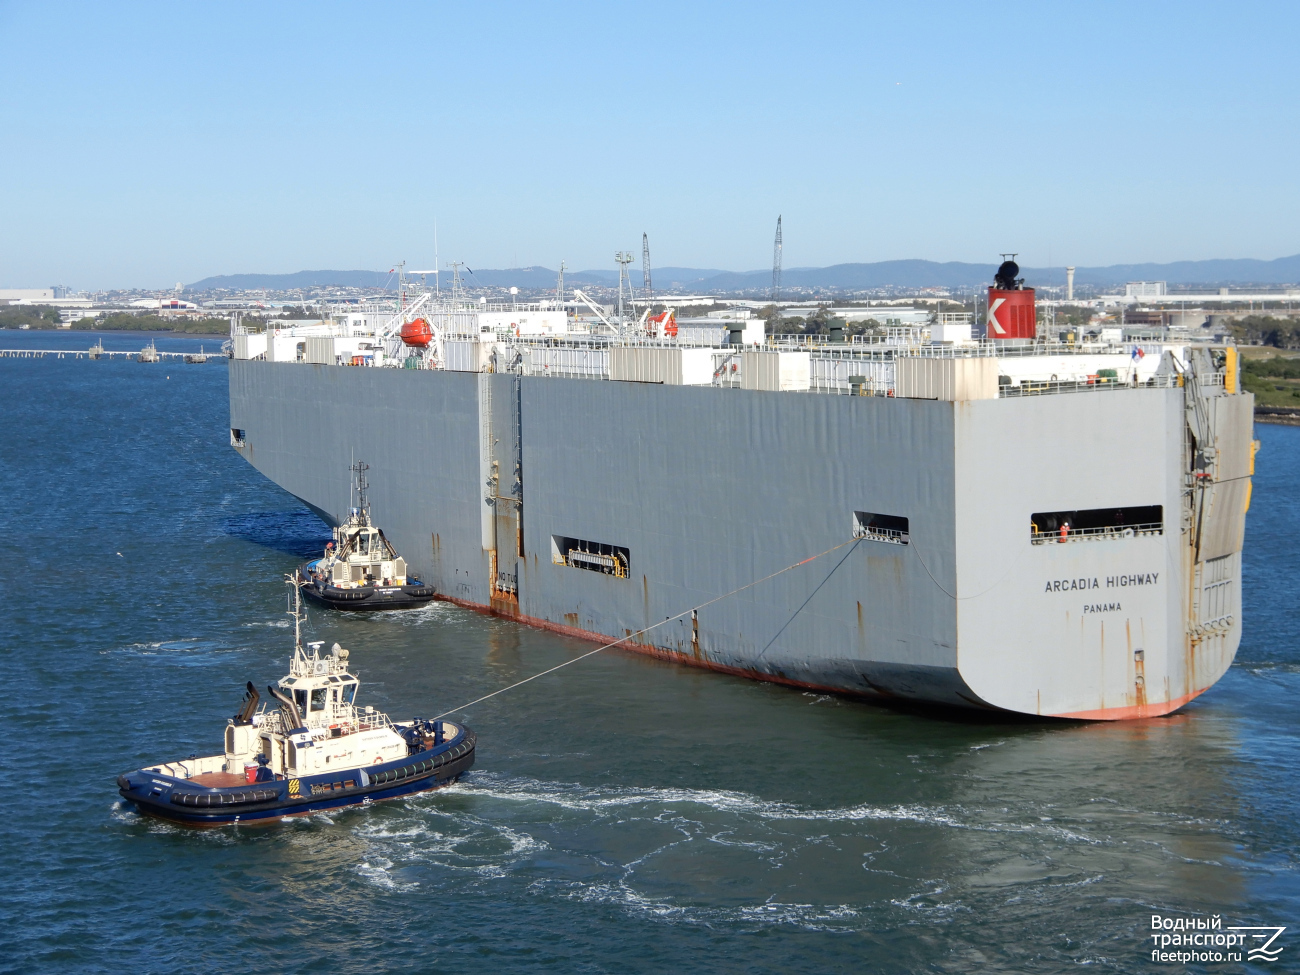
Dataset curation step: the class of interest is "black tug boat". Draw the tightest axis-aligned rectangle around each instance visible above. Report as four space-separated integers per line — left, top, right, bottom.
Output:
299 462 436 611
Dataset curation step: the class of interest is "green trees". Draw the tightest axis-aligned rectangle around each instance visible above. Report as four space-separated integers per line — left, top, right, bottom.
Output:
1240 353 1300 406
0 305 63 329
71 313 229 334
1038 305 1097 330
1230 315 1300 348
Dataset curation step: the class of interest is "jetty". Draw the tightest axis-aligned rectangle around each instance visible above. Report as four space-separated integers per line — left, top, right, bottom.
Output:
0 348 221 360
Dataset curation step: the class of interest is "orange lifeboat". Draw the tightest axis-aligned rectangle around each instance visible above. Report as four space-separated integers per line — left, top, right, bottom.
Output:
648 311 678 338
400 318 432 347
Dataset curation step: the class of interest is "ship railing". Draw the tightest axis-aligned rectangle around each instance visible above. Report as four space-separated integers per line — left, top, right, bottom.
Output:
766 337 1188 360
898 341 1124 359
1030 522 1164 544
853 526 909 544
512 335 736 350
352 709 398 734
256 707 397 738
769 332 929 349
416 335 1217 398
999 374 1182 397
520 345 610 380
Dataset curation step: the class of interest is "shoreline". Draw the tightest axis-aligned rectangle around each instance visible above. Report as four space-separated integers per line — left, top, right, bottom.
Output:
1255 406 1300 426
0 327 225 337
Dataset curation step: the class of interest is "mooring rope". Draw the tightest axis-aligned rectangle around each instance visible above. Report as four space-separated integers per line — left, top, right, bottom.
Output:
430 536 860 721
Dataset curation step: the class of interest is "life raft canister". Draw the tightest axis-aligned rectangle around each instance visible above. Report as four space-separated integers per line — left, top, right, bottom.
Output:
400 318 433 347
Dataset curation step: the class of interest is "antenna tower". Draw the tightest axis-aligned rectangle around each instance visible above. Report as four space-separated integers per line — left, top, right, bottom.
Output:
771 215 783 303
557 260 566 306
615 251 635 336
449 261 465 307
641 233 653 308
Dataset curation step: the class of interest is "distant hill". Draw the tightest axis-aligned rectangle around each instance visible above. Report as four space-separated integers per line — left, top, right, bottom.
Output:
694 256 1300 291
188 256 1300 294
1022 256 1300 288
187 270 400 292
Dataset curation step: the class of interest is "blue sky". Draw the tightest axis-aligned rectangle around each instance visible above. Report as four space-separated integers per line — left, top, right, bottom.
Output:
1 0 1297 289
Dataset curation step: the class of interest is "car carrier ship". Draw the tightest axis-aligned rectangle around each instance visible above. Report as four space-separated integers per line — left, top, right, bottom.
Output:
226 263 1256 720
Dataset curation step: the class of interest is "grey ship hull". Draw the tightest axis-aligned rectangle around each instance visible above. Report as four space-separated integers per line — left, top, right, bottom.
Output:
229 360 1250 719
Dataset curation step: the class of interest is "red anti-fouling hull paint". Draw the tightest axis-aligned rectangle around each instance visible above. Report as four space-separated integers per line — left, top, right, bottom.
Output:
987 288 1036 339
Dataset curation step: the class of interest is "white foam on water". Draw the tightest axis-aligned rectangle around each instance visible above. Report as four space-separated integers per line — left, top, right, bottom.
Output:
499 825 549 856
353 823 431 842
109 802 140 825
548 876 872 933
350 805 550 885
327 771 1139 934
109 637 237 657
358 603 451 626
706 831 780 852
446 771 1122 850
558 880 686 919
735 900 862 932
356 855 419 891
458 771 970 831
889 884 967 917
800 693 839 706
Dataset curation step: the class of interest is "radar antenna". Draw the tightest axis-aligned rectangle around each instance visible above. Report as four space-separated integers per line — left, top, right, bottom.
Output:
771 215 783 302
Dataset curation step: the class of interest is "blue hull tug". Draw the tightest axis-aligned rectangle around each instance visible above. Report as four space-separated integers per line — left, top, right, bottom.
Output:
117 580 475 826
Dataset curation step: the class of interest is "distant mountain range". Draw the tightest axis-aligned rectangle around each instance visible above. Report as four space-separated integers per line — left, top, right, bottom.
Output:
187 255 1300 294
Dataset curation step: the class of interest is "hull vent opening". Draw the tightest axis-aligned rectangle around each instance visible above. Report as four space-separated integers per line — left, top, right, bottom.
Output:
230 428 246 447
551 535 630 578
853 511 909 545
1030 505 1162 544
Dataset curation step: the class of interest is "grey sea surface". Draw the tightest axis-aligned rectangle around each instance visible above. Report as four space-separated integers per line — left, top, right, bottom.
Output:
0 329 1295 974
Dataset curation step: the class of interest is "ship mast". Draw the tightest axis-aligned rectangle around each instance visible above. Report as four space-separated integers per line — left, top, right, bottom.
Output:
350 460 371 519
286 574 305 653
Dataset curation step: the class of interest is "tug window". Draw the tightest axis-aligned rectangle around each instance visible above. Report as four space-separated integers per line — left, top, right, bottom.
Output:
293 689 308 715
342 683 357 705
356 533 369 556
310 688 328 711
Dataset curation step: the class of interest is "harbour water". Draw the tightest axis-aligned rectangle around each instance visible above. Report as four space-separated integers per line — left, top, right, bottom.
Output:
1 330 1296 973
